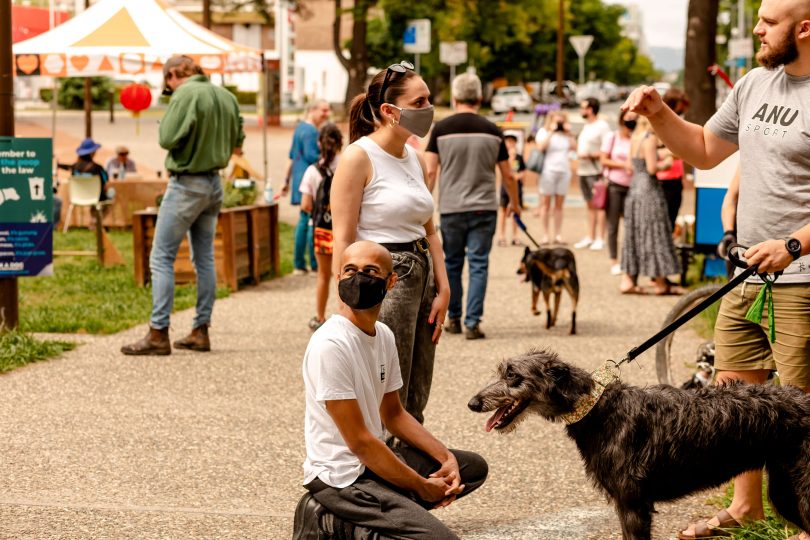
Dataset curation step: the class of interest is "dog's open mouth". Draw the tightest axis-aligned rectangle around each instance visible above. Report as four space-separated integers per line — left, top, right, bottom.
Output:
485 400 528 432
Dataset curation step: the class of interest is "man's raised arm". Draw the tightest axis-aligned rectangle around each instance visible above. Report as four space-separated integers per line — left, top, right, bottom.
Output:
622 85 738 170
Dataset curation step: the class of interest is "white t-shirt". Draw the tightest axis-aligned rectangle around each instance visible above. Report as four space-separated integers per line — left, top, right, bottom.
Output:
537 128 572 174
299 157 339 198
351 137 434 243
302 314 403 488
576 119 610 176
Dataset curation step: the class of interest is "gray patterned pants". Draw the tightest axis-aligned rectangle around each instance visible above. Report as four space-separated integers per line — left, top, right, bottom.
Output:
378 250 436 425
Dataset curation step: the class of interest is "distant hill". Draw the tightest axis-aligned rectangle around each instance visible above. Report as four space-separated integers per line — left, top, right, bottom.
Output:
649 46 684 73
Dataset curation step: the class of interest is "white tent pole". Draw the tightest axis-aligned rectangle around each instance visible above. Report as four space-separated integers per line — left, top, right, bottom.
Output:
260 53 268 186
49 0 57 144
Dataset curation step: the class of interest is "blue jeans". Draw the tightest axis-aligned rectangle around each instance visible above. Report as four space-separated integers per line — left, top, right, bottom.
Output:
440 211 498 328
293 210 317 271
149 174 223 329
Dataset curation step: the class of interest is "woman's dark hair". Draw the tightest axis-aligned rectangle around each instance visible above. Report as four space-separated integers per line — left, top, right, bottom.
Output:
348 65 419 143
318 122 344 168
662 88 690 113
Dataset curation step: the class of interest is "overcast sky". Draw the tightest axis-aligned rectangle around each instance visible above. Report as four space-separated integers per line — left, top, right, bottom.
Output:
608 0 689 49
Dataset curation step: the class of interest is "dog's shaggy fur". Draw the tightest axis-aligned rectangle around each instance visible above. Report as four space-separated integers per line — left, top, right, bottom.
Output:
468 349 810 540
517 247 579 334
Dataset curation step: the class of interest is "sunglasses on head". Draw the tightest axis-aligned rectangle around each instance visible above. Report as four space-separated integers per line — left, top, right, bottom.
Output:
378 60 414 104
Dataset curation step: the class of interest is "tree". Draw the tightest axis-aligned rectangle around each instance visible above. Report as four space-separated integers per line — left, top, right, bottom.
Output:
334 0 379 111
684 0 720 124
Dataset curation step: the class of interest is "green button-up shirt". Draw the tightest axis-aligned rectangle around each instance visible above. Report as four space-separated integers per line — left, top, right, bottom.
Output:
159 74 245 174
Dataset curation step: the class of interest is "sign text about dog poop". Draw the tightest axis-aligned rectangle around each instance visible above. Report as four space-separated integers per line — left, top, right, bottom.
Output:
0 137 54 277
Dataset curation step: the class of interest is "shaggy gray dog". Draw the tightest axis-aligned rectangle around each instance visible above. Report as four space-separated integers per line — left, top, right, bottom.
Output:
468 349 810 540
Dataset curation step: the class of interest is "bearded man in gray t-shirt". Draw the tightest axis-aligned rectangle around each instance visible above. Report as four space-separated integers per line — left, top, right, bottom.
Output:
623 1 810 539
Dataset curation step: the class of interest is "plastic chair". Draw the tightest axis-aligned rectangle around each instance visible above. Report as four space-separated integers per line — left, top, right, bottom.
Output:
62 175 110 232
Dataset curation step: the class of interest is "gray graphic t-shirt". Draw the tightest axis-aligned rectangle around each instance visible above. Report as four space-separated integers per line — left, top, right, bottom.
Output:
707 66 810 283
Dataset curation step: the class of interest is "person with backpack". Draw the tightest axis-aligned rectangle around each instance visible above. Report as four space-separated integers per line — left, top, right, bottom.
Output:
300 123 344 331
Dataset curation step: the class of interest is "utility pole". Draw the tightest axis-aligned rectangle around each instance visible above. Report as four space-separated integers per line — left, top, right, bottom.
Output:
203 0 211 29
556 0 564 97
0 0 19 330
83 0 91 138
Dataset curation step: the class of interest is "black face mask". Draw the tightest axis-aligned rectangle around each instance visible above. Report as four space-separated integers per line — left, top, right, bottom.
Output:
623 120 637 131
338 272 390 310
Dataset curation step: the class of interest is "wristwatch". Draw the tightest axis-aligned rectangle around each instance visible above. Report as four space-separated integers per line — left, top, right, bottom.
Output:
785 237 802 260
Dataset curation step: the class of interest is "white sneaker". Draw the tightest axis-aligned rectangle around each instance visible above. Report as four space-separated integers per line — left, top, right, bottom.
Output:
574 237 593 249
590 238 605 250
293 268 308 276
610 264 622 275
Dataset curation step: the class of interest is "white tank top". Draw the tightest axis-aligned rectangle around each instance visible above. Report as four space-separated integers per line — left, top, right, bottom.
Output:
352 137 434 243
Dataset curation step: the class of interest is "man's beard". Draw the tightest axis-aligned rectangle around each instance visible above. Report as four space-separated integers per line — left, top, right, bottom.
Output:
756 30 799 69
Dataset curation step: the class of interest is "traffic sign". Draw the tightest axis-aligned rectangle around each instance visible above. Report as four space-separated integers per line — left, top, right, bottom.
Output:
569 35 594 57
403 19 431 54
729 37 754 59
0 137 53 277
440 41 467 66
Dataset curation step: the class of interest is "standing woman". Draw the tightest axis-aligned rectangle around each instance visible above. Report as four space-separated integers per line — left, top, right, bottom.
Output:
620 116 681 295
601 109 637 275
535 112 576 244
330 61 450 424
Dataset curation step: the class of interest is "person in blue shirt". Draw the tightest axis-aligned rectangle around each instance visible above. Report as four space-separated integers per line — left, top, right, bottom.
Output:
282 100 332 274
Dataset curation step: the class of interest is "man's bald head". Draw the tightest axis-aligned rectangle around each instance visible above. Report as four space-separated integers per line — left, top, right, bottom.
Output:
341 241 393 276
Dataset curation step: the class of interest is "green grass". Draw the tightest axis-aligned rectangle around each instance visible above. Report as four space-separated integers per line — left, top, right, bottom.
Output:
0 330 75 373
707 481 799 539
18 222 294 334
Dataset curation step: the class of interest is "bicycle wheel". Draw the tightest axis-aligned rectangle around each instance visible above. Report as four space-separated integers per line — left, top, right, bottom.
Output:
655 283 724 386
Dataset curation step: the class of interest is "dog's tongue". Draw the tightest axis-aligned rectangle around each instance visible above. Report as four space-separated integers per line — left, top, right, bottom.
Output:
485 406 509 432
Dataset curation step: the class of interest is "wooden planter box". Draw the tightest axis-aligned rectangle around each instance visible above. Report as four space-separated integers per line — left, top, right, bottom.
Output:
133 204 280 290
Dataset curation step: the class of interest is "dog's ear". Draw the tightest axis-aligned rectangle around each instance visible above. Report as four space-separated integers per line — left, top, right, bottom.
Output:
524 246 530 256
547 363 570 381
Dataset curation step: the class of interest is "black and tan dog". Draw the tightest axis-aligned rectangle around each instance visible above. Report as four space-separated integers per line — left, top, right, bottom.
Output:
517 246 579 334
468 349 810 540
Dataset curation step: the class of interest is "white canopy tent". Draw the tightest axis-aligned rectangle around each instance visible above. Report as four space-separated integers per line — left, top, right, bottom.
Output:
13 0 268 179
13 0 262 76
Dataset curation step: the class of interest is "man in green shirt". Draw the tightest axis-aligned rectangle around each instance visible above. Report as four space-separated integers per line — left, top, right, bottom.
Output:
122 55 244 356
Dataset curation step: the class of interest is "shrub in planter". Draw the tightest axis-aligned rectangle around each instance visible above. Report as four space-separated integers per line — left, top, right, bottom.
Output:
222 180 257 208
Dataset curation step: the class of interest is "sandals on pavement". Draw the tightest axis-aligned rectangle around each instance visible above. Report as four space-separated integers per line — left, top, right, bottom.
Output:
676 509 742 539
620 285 647 295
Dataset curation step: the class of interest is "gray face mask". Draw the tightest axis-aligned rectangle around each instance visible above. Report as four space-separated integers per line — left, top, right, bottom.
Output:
390 105 434 138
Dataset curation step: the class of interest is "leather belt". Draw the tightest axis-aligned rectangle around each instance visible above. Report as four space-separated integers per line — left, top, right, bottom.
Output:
169 170 219 177
380 237 430 254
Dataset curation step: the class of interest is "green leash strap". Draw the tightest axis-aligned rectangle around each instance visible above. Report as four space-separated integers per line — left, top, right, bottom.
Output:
744 278 776 343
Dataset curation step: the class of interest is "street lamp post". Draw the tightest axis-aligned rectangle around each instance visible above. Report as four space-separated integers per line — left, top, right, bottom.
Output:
0 0 19 330
556 0 564 97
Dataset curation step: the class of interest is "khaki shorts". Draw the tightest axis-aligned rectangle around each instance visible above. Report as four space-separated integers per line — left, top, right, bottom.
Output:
715 282 810 387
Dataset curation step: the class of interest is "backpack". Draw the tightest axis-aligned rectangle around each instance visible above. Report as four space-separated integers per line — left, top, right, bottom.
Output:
311 164 333 231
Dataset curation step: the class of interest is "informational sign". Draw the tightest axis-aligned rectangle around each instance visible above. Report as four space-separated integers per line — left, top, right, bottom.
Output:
440 41 467 66
569 35 594 57
403 19 431 54
0 137 53 277
729 37 754 59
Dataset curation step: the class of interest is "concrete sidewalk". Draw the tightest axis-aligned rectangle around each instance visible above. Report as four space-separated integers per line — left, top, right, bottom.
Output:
0 202 719 539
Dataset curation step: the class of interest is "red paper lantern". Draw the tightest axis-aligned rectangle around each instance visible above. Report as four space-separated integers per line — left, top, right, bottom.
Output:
120 83 152 113
119 83 152 135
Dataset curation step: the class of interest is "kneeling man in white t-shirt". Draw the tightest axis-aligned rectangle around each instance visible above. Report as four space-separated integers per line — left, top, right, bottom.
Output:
293 240 488 539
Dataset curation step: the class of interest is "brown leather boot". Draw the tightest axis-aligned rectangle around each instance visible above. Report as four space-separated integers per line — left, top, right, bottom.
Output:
121 327 171 356
173 324 210 352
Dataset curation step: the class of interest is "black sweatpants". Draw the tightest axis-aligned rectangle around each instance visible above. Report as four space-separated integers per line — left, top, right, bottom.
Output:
305 447 488 539
606 182 630 260
658 178 683 230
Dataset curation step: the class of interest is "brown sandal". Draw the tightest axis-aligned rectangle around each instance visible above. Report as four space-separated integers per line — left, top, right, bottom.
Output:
676 509 742 539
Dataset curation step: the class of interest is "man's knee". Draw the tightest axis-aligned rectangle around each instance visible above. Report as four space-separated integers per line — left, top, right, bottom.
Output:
453 449 488 490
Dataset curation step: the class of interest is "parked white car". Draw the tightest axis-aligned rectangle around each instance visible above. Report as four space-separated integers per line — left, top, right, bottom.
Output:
491 86 533 114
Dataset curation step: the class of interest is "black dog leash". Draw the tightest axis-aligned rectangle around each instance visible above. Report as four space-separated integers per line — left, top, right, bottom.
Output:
616 244 781 367
513 215 542 248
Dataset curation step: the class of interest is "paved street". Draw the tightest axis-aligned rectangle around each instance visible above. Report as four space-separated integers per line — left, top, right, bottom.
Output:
1 111 715 539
